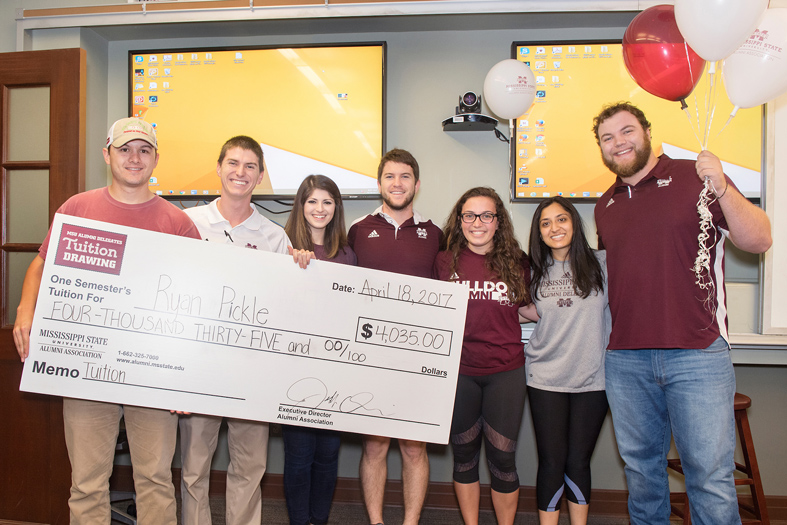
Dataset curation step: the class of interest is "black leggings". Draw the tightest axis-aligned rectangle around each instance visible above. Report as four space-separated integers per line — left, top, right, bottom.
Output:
528 386 608 511
451 366 526 494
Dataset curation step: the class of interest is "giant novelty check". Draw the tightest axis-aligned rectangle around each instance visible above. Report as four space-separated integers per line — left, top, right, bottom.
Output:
20 215 469 444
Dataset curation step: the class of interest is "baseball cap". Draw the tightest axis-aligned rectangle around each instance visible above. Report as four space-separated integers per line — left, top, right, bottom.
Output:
106 118 157 149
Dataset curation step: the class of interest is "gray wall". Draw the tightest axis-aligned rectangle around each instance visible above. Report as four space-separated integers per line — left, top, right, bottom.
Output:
4 1 786 497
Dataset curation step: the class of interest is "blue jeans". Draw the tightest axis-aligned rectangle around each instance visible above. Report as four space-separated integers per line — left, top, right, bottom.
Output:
605 338 740 525
281 425 341 525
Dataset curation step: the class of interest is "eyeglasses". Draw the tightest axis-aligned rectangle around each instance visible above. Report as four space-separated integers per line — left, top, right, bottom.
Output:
460 212 498 224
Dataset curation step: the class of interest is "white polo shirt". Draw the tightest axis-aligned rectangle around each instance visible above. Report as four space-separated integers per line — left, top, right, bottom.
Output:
184 199 291 254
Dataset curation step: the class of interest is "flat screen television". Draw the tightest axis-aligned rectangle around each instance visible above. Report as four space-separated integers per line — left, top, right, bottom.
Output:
129 43 386 199
510 40 762 202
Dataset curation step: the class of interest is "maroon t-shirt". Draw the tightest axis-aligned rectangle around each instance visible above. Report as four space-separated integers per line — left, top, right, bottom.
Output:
313 244 357 266
348 212 441 278
434 248 529 376
594 155 731 350
39 187 200 259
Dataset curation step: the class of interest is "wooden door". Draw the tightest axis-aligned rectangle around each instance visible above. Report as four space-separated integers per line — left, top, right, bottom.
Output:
0 48 86 525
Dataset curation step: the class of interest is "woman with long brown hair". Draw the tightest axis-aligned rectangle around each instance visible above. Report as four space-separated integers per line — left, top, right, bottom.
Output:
434 186 530 525
282 174 356 525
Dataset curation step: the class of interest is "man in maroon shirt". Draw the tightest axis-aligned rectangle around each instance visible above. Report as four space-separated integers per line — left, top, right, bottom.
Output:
348 149 441 525
592 102 771 525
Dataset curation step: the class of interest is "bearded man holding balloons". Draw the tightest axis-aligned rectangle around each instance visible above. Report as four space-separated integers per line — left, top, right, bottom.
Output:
593 2 780 525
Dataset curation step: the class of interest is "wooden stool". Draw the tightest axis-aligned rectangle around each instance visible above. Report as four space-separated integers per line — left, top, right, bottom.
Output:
667 393 769 525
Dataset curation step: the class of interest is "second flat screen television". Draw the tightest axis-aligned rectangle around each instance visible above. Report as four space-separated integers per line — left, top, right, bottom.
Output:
130 43 386 199
511 41 762 202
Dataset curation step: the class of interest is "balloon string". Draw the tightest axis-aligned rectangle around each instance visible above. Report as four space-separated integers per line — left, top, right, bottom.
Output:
704 78 718 150
508 120 514 202
716 115 734 136
702 61 720 150
694 177 718 317
684 105 703 150
708 68 714 150
715 72 735 137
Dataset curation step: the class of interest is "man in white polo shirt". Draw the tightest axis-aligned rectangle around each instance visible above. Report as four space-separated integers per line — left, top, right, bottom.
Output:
179 135 290 525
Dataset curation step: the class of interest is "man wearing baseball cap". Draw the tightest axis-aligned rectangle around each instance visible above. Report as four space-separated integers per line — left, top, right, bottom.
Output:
13 117 200 524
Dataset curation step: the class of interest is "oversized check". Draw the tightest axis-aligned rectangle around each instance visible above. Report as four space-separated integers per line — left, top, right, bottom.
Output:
20 214 469 444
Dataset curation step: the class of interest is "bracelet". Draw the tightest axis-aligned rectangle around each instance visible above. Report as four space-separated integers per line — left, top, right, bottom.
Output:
716 181 728 199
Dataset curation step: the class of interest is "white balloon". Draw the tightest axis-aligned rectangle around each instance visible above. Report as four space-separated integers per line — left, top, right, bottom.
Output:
675 0 768 62
483 59 536 120
724 9 787 109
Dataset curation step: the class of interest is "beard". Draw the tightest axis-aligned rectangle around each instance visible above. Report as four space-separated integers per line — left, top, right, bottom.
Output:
602 139 652 179
382 191 415 211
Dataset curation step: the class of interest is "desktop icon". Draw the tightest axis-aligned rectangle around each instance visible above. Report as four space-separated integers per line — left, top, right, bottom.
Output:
536 76 545 83
163 54 172 62
149 55 157 62
535 178 545 185
520 48 530 55
134 56 144 63
149 68 158 76
177 54 184 61
536 47 546 55
149 96 158 103
134 96 144 104
553 61 561 68
536 90 546 98
552 47 562 54
149 82 157 89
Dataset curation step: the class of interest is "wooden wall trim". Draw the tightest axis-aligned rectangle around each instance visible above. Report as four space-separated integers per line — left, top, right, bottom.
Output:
110 465 787 520
23 0 462 19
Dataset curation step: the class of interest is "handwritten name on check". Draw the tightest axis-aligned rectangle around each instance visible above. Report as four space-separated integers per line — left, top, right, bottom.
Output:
20 214 469 444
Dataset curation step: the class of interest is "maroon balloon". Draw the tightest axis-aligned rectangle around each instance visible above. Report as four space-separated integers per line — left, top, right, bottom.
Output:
623 4 706 103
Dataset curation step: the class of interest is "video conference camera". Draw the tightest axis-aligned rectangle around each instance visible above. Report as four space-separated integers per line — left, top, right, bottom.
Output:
457 91 482 114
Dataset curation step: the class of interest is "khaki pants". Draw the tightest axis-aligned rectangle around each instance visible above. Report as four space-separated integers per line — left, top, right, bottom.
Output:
63 398 178 525
179 414 269 525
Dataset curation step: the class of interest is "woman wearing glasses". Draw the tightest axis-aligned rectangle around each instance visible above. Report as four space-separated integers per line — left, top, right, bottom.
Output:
523 196 609 525
433 187 531 525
